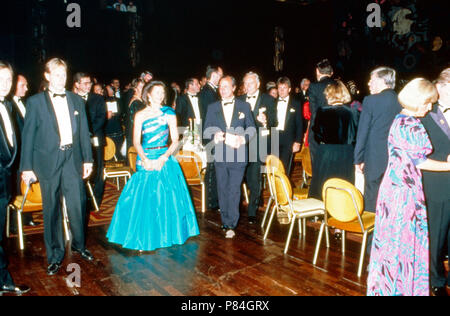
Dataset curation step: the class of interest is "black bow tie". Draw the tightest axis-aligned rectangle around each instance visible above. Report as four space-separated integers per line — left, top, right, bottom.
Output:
188 94 198 98
247 95 257 99
278 99 287 103
223 101 234 106
53 93 66 98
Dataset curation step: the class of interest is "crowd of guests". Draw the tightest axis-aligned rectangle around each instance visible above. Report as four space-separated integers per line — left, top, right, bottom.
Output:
0 56 449 296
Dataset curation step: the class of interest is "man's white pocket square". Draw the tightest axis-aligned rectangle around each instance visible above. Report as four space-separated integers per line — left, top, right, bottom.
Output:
239 112 245 119
290 108 296 113
74 111 79 116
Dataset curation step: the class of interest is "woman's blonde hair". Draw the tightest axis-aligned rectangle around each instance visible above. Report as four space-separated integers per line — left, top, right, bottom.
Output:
324 80 351 105
398 78 438 112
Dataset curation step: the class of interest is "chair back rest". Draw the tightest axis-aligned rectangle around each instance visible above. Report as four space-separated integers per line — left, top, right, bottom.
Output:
323 178 364 223
175 150 202 181
271 171 292 207
128 146 138 172
20 180 42 203
266 155 286 174
299 146 312 177
104 137 116 161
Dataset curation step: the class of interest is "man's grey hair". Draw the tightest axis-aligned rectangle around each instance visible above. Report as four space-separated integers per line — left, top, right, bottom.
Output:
371 67 396 89
244 72 260 84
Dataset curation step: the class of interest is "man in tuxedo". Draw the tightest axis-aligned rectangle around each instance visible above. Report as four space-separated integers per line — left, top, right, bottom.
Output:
74 72 107 209
175 78 202 129
354 67 401 213
421 68 450 296
204 76 256 238
199 65 223 211
8 74 38 231
238 72 277 224
308 59 336 168
295 78 310 106
0 61 30 295
275 77 304 174
20 58 94 276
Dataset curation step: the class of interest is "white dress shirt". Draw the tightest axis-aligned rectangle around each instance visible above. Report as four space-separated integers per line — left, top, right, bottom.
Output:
246 91 259 112
438 100 450 125
13 96 26 118
222 99 235 128
0 99 14 147
276 96 290 131
188 94 201 125
50 92 73 146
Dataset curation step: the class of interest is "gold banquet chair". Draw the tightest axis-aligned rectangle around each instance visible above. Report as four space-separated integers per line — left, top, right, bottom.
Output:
261 155 309 228
128 146 138 173
6 181 70 250
176 150 206 213
103 137 131 190
264 171 326 254
312 178 376 277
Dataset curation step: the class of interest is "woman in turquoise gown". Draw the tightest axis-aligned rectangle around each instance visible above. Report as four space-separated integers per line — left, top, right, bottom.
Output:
107 81 199 251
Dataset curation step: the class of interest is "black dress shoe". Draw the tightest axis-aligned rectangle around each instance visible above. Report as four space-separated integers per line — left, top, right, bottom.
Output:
248 216 257 224
47 263 62 276
0 284 31 295
431 286 448 296
71 248 94 261
221 225 229 231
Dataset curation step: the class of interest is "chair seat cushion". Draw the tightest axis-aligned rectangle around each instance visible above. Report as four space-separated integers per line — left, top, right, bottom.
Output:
328 212 376 233
105 167 131 175
12 196 43 212
281 198 325 216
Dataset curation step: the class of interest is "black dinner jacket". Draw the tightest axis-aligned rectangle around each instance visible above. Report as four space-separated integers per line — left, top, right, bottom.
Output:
10 98 25 135
199 83 219 121
353 89 402 180
175 93 202 128
277 96 304 148
85 93 107 146
421 103 450 201
204 99 256 166
20 91 93 180
0 100 17 200
308 76 336 122
238 92 278 129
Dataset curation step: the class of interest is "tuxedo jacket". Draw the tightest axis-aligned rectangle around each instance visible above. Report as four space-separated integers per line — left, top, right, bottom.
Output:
421 104 450 202
354 89 402 180
204 99 256 166
10 98 25 135
199 83 219 121
0 100 17 200
20 91 93 180
175 94 203 128
277 97 304 148
85 93 107 146
308 77 336 122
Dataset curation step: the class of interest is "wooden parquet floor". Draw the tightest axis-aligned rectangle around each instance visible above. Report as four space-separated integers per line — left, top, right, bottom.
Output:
3 162 448 296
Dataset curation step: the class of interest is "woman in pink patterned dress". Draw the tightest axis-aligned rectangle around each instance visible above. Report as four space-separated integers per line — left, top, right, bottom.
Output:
367 78 450 296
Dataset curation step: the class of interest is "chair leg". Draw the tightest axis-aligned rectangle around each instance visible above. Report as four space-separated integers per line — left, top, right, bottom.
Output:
263 205 277 240
325 225 330 248
6 205 10 237
358 231 369 277
284 217 297 254
62 198 71 242
313 222 326 265
18 211 24 250
201 183 206 213
298 218 302 237
261 196 272 228
242 183 249 204
302 218 307 237
342 230 346 254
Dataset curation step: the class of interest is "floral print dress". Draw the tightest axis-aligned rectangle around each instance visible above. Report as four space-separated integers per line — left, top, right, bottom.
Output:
367 114 432 296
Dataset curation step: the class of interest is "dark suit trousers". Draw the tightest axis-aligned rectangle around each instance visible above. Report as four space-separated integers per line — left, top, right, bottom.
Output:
215 163 246 229
245 161 261 217
91 145 105 205
428 199 450 287
279 144 294 176
363 173 383 213
40 149 87 264
0 197 14 287
205 163 219 209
